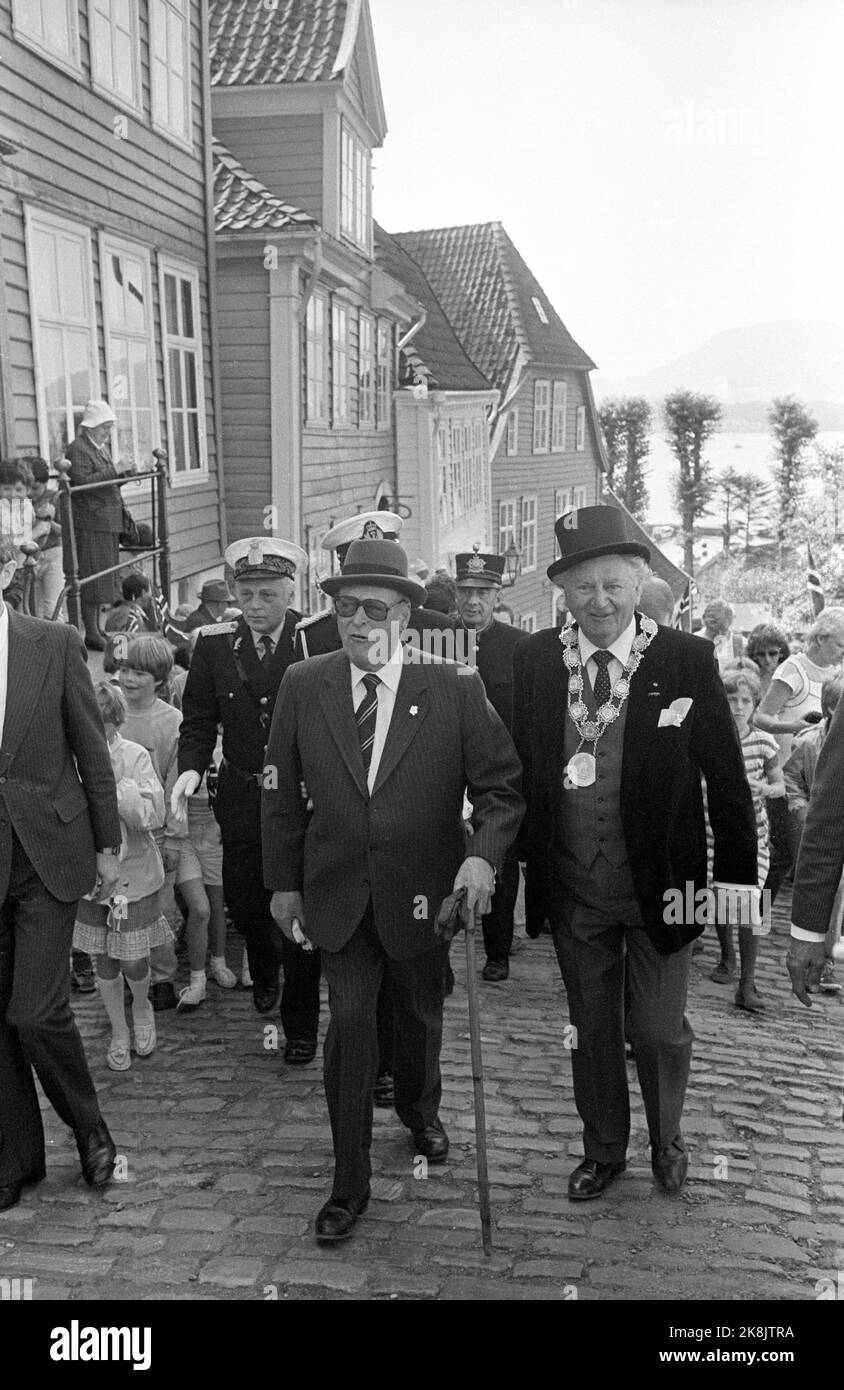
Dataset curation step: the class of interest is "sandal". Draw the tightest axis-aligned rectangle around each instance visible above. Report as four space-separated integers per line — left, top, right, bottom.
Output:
107 1039 132 1071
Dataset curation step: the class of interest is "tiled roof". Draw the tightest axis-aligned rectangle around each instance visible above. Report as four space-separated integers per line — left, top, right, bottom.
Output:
394 223 595 394
213 140 318 234
210 0 349 86
374 224 491 394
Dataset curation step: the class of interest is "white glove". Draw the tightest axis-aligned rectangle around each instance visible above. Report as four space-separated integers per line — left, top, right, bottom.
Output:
453 855 496 918
171 769 201 822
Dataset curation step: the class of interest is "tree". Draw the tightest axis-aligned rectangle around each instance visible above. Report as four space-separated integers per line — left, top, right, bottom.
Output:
713 467 744 552
733 473 775 556
662 390 722 574
808 442 844 538
768 395 818 562
597 396 651 522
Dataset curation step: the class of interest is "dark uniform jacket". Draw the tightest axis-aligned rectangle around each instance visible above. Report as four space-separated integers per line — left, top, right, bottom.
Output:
294 605 453 660
456 617 527 730
177 612 299 842
512 619 758 954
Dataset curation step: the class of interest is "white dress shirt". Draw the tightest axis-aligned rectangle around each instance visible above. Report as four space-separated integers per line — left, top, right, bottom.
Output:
252 621 286 657
349 643 405 792
577 617 637 701
0 602 9 746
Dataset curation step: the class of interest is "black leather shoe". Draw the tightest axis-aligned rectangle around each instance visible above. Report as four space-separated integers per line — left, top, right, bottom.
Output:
651 1139 688 1194
76 1120 116 1189
315 1188 370 1243
253 981 280 1015
567 1158 626 1201
412 1120 449 1164
482 959 509 983
373 1071 395 1107
84 634 106 652
284 1038 316 1065
0 1168 46 1211
151 982 177 1012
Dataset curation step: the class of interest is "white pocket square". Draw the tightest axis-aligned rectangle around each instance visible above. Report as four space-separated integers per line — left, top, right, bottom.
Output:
658 697 693 728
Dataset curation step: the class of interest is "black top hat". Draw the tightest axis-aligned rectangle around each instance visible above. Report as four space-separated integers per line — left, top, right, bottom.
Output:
547 505 650 583
455 548 505 586
320 539 428 606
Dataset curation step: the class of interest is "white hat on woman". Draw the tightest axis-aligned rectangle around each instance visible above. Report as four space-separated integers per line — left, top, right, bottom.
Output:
80 399 117 429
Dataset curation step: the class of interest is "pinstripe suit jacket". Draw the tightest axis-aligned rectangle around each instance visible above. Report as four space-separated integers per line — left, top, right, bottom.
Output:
261 649 524 959
0 609 121 902
791 696 844 936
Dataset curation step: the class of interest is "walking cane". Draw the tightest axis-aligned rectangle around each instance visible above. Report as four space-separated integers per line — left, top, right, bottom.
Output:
436 888 493 1255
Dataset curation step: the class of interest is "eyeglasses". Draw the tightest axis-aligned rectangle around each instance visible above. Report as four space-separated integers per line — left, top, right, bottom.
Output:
757 649 782 658
334 595 399 622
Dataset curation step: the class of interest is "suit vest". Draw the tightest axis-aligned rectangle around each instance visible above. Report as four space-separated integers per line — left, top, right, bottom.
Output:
556 658 630 870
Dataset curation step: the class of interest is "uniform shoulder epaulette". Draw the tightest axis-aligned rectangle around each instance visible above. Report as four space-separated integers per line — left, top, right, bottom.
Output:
196 621 238 637
294 612 330 632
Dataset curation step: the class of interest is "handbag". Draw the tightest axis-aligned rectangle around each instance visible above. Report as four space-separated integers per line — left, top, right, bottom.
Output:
119 504 141 548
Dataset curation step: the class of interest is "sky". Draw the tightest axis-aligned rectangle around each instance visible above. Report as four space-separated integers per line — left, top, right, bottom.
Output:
368 0 844 382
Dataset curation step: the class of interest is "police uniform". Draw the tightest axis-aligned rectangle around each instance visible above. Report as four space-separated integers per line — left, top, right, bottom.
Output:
455 549 527 974
177 538 320 1044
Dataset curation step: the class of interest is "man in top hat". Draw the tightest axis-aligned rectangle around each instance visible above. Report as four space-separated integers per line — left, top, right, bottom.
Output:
512 505 757 1200
182 578 234 634
454 545 528 982
263 539 523 1242
171 538 321 1064
294 510 452 660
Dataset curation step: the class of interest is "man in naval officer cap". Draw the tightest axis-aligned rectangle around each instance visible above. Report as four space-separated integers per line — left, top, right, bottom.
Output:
294 510 451 660
171 537 321 1064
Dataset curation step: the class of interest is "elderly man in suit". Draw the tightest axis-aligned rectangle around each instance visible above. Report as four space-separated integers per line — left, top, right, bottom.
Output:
0 539 122 1210
263 539 524 1242
788 696 844 1004
512 507 758 1201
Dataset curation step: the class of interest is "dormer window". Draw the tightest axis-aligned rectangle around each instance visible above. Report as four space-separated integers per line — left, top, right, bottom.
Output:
341 121 371 251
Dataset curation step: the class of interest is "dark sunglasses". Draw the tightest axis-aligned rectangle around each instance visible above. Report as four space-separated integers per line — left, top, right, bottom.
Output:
334 595 399 622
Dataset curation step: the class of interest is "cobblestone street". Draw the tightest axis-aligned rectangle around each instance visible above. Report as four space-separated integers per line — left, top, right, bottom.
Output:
3 898 842 1303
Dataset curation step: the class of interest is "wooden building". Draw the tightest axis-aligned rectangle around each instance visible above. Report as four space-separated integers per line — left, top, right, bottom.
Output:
394 223 604 630
210 0 418 612
0 0 224 599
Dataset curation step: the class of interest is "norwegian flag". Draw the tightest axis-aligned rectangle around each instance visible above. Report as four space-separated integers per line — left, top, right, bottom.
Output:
155 588 190 649
673 582 691 630
807 543 825 617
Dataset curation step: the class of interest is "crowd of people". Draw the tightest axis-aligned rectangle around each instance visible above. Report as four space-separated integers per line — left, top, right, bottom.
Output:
0 465 842 1247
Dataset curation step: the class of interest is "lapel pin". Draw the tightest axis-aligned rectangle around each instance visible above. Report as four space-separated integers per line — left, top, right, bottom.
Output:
409 705 418 716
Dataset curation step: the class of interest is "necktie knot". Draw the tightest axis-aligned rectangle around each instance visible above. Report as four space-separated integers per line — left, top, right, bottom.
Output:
593 649 612 669
362 673 380 695
259 634 274 663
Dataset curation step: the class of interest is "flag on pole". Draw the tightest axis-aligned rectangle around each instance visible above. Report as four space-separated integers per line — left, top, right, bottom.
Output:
807 543 825 616
673 582 691 630
155 588 190 649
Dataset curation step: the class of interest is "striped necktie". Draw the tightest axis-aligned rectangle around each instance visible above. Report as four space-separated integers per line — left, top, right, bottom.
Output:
356 673 381 775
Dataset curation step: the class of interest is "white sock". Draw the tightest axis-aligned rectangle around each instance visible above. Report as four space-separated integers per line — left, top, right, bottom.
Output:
127 968 153 1025
96 973 129 1044
209 956 227 971
190 969 206 987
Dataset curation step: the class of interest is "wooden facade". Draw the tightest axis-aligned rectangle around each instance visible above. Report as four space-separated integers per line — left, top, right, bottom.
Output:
0 0 223 598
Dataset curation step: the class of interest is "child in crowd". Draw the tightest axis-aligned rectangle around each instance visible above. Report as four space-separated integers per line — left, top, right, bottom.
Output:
0 458 50 608
783 674 844 991
118 634 185 1011
73 683 171 1069
174 734 237 1009
24 456 65 618
710 667 784 1011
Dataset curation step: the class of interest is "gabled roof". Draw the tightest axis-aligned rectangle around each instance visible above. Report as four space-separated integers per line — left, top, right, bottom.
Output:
394 222 595 396
603 489 692 600
210 0 349 86
374 225 491 394
213 140 318 234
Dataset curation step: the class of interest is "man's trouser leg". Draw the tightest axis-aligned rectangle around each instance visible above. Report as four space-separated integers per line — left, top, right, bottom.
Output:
390 944 445 1136
624 929 694 1150
481 852 520 963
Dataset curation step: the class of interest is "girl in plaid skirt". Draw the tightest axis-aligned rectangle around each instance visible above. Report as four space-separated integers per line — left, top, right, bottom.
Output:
73 683 172 1070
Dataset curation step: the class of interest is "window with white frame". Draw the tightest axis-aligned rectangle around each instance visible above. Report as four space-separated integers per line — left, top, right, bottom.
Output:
506 408 518 456
473 419 485 508
13 0 79 70
340 122 371 250
532 379 550 453
519 612 537 633
574 484 588 509
576 405 586 450
551 380 567 452
331 302 350 424
554 487 574 557
305 292 328 424
91 0 140 108
521 495 537 572
307 525 330 614
437 425 449 525
358 312 374 426
376 320 391 428
160 260 207 481
24 208 97 460
150 0 190 143
100 236 157 473
498 498 517 555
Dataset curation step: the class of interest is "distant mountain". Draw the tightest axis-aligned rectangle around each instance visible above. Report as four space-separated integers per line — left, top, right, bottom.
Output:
595 320 844 424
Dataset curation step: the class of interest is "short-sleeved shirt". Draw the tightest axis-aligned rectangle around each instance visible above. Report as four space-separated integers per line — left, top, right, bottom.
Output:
771 653 838 760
